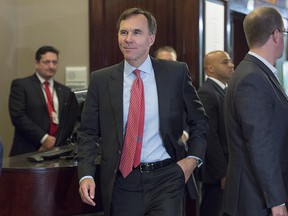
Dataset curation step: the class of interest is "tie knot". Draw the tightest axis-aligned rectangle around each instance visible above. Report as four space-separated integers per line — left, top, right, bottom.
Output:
133 69 141 78
44 81 50 87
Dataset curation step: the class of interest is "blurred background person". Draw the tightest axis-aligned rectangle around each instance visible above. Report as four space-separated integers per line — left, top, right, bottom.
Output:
197 50 234 216
9 45 75 156
154 45 177 61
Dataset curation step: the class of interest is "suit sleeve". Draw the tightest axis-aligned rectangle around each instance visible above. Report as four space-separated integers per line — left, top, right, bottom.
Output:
77 73 101 179
182 65 209 161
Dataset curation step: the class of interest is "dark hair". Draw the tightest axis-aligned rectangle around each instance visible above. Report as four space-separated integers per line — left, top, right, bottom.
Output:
116 8 157 35
243 7 283 48
35 46 59 62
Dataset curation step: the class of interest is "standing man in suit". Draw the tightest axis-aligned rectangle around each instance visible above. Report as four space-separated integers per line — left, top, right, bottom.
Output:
78 8 208 216
197 50 234 216
9 46 73 156
223 7 288 216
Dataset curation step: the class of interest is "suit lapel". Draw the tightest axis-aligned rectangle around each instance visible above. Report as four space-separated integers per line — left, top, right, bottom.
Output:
31 74 48 112
151 59 171 132
108 62 124 145
54 82 64 116
207 78 225 97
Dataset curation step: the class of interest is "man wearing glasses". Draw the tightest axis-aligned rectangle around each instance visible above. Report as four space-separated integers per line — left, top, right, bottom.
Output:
223 7 288 216
9 46 73 156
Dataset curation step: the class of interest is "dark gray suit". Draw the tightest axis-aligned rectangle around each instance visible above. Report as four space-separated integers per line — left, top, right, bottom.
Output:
77 58 208 215
198 78 228 216
9 74 72 156
223 54 288 215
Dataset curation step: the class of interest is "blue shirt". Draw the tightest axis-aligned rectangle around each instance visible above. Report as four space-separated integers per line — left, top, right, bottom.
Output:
123 56 171 163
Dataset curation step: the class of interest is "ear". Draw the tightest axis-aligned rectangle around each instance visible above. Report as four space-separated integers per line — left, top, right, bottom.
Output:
271 30 279 44
149 34 155 47
35 60 39 69
207 65 214 73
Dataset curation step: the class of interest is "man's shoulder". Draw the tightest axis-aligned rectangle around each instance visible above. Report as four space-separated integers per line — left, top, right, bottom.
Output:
93 62 123 73
198 79 217 91
54 81 72 97
152 58 186 68
12 74 38 86
54 80 70 89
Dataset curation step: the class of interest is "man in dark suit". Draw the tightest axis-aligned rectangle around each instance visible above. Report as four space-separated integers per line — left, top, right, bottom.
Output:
77 8 208 216
9 46 73 156
223 7 288 216
197 50 234 216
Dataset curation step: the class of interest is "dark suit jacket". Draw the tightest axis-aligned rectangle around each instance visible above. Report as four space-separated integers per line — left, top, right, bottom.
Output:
9 73 72 156
198 78 228 184
77 58 208 215
223 54 288 215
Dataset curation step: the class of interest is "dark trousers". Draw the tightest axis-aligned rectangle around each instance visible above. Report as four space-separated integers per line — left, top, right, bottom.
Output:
110 163 185 216
200 182 223 216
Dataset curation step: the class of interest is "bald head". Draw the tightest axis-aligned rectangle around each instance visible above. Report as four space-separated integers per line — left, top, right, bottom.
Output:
204 50 234 84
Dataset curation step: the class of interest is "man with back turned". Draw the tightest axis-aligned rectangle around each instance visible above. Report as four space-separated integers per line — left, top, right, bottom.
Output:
223 7 288 216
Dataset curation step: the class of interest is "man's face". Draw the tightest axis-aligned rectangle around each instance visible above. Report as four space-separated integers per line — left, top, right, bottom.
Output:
118 14 155 67
35 52 58 80
207 52 234 84
276 28 286 59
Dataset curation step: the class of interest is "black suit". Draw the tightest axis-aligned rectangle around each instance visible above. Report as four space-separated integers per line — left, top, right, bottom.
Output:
77 58 208 215
9 73 72 156
197 78 228 216
223 54 288 215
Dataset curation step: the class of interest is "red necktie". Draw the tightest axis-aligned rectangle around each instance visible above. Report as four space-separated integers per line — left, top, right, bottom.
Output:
119 69 145 178
44 81 58 136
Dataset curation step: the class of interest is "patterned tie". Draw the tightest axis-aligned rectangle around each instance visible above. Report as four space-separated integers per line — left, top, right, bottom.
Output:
44 81 58 136
119 69 145 178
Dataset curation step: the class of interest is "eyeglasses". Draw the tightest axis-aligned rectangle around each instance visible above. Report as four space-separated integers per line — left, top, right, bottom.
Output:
279 29 288 35
271 29 288 35
40 60 58 65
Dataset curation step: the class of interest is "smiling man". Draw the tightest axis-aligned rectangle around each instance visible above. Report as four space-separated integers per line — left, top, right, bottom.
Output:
77 7 208 216
9 45 74 156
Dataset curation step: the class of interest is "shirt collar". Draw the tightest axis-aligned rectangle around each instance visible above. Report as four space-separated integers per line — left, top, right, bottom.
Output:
36 72 54 86
248 51 278 75
124 56 153 77
207 76 227 90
